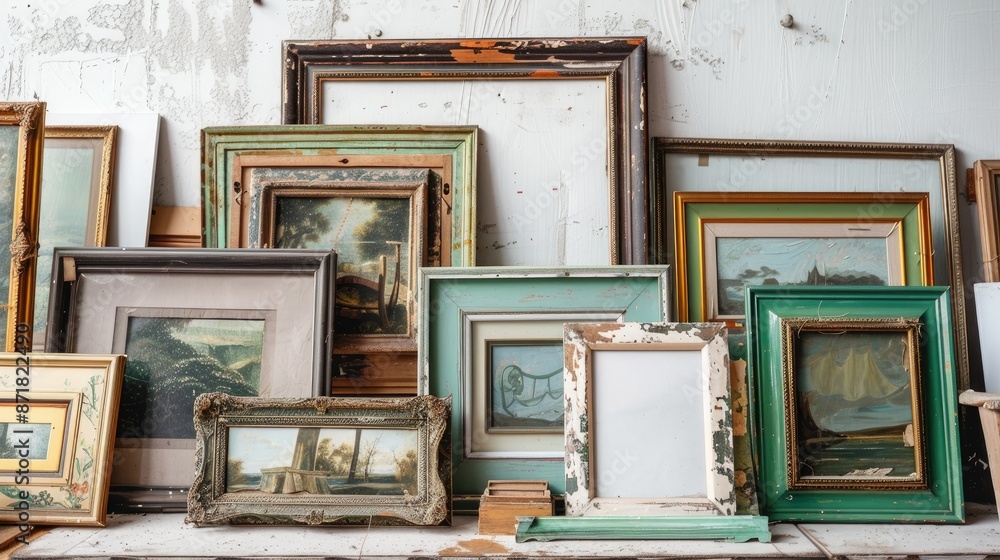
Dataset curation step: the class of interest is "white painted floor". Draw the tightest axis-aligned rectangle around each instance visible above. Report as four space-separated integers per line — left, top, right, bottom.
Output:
10 505 1000 559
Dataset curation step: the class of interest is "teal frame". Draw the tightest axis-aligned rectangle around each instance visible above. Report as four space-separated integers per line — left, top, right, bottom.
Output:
419 266 669 497
200 125 476 266
515 515 771 543
746 285 964 522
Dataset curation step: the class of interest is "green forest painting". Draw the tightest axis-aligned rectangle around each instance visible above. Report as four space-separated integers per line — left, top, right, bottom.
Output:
119 317 264 440
274 196 411 336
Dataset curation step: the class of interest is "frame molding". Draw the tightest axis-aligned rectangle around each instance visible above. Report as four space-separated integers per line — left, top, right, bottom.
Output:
973 160 1000 282
0 102 44 350
563 322 735 517
746 285 964 522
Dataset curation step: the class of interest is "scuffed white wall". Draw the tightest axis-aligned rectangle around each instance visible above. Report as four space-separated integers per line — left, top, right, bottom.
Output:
1 1 995 297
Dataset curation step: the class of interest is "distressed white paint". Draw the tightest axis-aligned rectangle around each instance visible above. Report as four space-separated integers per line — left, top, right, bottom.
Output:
0 0 993 355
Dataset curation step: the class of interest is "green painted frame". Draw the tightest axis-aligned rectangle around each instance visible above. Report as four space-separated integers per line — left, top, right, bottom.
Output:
675 192 933 326
200 125 476 266
746 285 964 523
515 515 771 543
419 266 669 498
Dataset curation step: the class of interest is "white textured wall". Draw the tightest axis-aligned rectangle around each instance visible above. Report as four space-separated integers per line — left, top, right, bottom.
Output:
1 1 994 311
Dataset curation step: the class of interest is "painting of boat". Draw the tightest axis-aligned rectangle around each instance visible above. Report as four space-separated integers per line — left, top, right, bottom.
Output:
793 330 921 482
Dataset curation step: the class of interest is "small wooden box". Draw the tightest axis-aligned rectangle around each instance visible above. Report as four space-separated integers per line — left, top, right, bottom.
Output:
478 480 553 535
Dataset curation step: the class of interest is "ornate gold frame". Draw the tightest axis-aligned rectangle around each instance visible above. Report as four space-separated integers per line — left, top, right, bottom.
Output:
0 103 44 351
974 160 1000 282
43 126 117 245
780 318 926 491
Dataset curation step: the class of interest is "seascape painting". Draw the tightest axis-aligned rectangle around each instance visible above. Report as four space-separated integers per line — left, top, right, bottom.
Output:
0 422 50 460
716 237 890 316
489 342 564 432
274 196 411 337
33 142 97 346
0 125 20 342
793 330 919 481
118 316 264 440
226 426 419 496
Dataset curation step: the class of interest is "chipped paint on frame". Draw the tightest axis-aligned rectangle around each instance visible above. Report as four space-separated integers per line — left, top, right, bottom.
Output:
563 321 737 517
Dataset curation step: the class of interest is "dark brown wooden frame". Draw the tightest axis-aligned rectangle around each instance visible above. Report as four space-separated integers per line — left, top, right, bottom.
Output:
282 38 652 264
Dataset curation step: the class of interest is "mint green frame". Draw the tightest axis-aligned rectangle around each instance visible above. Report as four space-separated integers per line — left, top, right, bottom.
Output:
515 515 771 543
201 125 476 266
746 285 964 523
419 266 669 497
675 192 933 325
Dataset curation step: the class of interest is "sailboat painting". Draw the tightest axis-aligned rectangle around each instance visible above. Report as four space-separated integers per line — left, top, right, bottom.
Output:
789 326 925 487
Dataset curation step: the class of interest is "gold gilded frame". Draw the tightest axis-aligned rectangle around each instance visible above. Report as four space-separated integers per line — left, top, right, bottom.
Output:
43 126 118 245
0 103 44 350
0 353 124 526
973 160 1000 282
780 318 926 491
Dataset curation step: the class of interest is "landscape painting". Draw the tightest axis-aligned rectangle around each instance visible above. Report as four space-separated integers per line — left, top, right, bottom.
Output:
274 195 411 338
489 342 564 432
0 422 50 460
226 426 419 496
33 141 98 347
793 330 920 483
118 315 265 440
716 237 890 316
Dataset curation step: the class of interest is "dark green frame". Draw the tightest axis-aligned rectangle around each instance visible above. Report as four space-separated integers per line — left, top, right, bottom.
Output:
746 285 964 522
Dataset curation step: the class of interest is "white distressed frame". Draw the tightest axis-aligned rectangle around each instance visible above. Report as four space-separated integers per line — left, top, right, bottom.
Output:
563 322 735 517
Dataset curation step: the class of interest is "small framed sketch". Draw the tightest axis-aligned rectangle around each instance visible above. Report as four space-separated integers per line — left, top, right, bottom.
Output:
0 102 44 350
34 125 117 348
0 353 124 526
746 285 964 522
44 248 335 511
187 393 451 526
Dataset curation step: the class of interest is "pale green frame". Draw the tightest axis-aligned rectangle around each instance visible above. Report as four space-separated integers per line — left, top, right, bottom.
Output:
419 266 669 497
201 125 476 266
515 515 771 543
746 285 964 523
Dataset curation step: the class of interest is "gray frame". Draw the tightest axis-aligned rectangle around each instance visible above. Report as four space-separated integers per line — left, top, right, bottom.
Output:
186 393 451 526
44 248 336 511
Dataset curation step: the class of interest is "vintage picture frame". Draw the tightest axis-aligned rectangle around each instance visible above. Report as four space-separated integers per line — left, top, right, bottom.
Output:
34 125 118 348
746 285 964 522
562 322 736 517
201 125 476 265
282 38 652 265
674 192 933 326
247 169 429 395
186 393 451 526
0 102 45 350
0 353 124 526
419 266 669 498
973 160 1000 282
654 138 970 390
44 248 335 511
